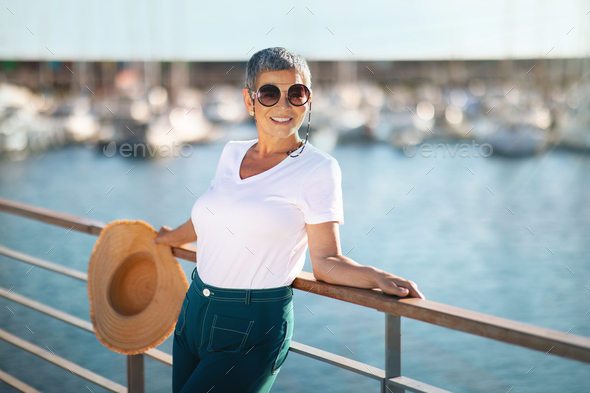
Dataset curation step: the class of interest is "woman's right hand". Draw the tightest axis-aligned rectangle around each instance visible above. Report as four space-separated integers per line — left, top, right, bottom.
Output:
152 219 198 247
153 226 175 246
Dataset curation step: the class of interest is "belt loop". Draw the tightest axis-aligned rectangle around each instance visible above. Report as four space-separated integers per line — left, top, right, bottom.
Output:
191 266 197 281
245 289 251 305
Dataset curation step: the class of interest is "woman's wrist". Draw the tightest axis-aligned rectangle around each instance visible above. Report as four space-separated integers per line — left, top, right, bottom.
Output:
363 265 382 289
167 229 187 247
154 226 181 247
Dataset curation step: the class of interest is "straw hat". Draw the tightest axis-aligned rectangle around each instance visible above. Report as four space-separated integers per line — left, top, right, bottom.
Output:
87 220 189 355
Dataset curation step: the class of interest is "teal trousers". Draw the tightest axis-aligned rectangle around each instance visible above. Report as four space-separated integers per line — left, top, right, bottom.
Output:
172 267 294 393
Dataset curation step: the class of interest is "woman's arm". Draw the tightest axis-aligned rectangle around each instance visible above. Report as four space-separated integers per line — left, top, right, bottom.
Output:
153 218 198 247
306 222 425 299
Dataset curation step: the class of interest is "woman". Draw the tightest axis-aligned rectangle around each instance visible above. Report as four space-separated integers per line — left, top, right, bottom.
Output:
154 47 424 393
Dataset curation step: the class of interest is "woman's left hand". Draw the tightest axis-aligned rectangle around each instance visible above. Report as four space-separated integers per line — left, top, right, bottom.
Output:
374 270 425 299
153 225 175 246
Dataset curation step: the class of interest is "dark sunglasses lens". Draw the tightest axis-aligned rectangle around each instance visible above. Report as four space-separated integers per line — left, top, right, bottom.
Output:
258 85 280 106
288 85 309 106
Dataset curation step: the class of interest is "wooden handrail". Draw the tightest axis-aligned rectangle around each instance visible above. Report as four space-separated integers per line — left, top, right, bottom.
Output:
1 197 590 365
0 198 105 236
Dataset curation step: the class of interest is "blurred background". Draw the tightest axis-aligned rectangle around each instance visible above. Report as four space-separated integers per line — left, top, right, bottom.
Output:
1 1 589 392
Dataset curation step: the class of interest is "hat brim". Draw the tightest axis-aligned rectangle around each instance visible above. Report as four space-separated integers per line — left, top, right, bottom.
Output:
88 220 189 355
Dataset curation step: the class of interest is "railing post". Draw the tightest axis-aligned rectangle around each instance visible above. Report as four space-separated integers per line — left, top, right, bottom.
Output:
382 313 403 393
127 354 145 393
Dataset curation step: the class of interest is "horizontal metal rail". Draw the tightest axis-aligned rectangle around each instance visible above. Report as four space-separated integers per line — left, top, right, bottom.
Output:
289 341 452 393
0 284 445 393
0 369 42 393
0 283 172 367
0 245 88 282
0 328 127 393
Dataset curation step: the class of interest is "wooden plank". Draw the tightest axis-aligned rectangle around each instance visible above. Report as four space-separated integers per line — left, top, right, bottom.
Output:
0 369 42 393
292 271 590 364
0 197 106 236
0 198 196 262
171 243 197 263
0 245 88 282
0 328 127 393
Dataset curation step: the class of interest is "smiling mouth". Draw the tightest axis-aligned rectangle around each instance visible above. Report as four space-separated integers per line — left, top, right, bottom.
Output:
270 117 293 124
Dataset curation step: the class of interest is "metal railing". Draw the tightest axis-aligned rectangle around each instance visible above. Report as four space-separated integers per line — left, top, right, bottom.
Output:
1 197 589 393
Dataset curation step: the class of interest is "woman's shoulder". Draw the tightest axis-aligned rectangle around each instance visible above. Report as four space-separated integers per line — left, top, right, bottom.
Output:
303 142 339 168
224 139 254 150
216 139 255 159
226 139 255 147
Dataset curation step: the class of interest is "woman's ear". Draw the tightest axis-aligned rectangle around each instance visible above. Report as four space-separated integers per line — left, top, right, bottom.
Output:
242 87 254 116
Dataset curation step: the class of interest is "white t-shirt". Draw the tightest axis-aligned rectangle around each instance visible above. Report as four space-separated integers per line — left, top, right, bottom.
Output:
191 139 344 289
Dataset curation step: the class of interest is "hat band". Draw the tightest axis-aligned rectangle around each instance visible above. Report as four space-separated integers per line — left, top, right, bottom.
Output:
191 267 293 303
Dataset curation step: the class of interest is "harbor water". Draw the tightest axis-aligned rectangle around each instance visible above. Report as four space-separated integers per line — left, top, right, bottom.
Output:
0 134 589 392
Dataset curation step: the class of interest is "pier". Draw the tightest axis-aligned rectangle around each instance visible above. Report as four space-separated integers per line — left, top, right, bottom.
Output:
1 197 589 392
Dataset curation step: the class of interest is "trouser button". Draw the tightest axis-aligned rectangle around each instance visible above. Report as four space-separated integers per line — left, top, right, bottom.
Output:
203 288 211 297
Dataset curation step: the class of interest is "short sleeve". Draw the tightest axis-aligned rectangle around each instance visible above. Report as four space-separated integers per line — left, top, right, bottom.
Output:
297 158 344 225
210 142 233 187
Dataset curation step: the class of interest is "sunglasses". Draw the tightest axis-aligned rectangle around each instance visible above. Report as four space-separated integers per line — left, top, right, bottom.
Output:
255 84 311 107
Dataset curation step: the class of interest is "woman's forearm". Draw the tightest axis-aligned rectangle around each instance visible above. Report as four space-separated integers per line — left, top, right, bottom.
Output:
311 254 423 298
312 254 378 288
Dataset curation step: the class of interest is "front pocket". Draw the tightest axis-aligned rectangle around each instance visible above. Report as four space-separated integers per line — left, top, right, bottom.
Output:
207 314 254 353
175 295 189 336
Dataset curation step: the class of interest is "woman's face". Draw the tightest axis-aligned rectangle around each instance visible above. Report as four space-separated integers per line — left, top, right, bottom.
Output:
242 69 311 141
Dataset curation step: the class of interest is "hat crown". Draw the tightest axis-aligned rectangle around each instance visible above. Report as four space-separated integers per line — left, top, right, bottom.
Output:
108 251 157 316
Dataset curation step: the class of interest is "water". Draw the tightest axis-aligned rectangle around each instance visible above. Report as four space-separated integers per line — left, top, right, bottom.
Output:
0 135 589 393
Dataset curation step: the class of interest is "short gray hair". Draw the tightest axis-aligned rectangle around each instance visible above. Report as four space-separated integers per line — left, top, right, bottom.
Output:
245 47 312 99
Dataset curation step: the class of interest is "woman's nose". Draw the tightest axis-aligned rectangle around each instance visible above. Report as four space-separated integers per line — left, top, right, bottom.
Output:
276 93 291 109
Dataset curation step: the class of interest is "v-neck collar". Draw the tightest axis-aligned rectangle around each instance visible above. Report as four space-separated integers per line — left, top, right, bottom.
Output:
235 139 306 183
